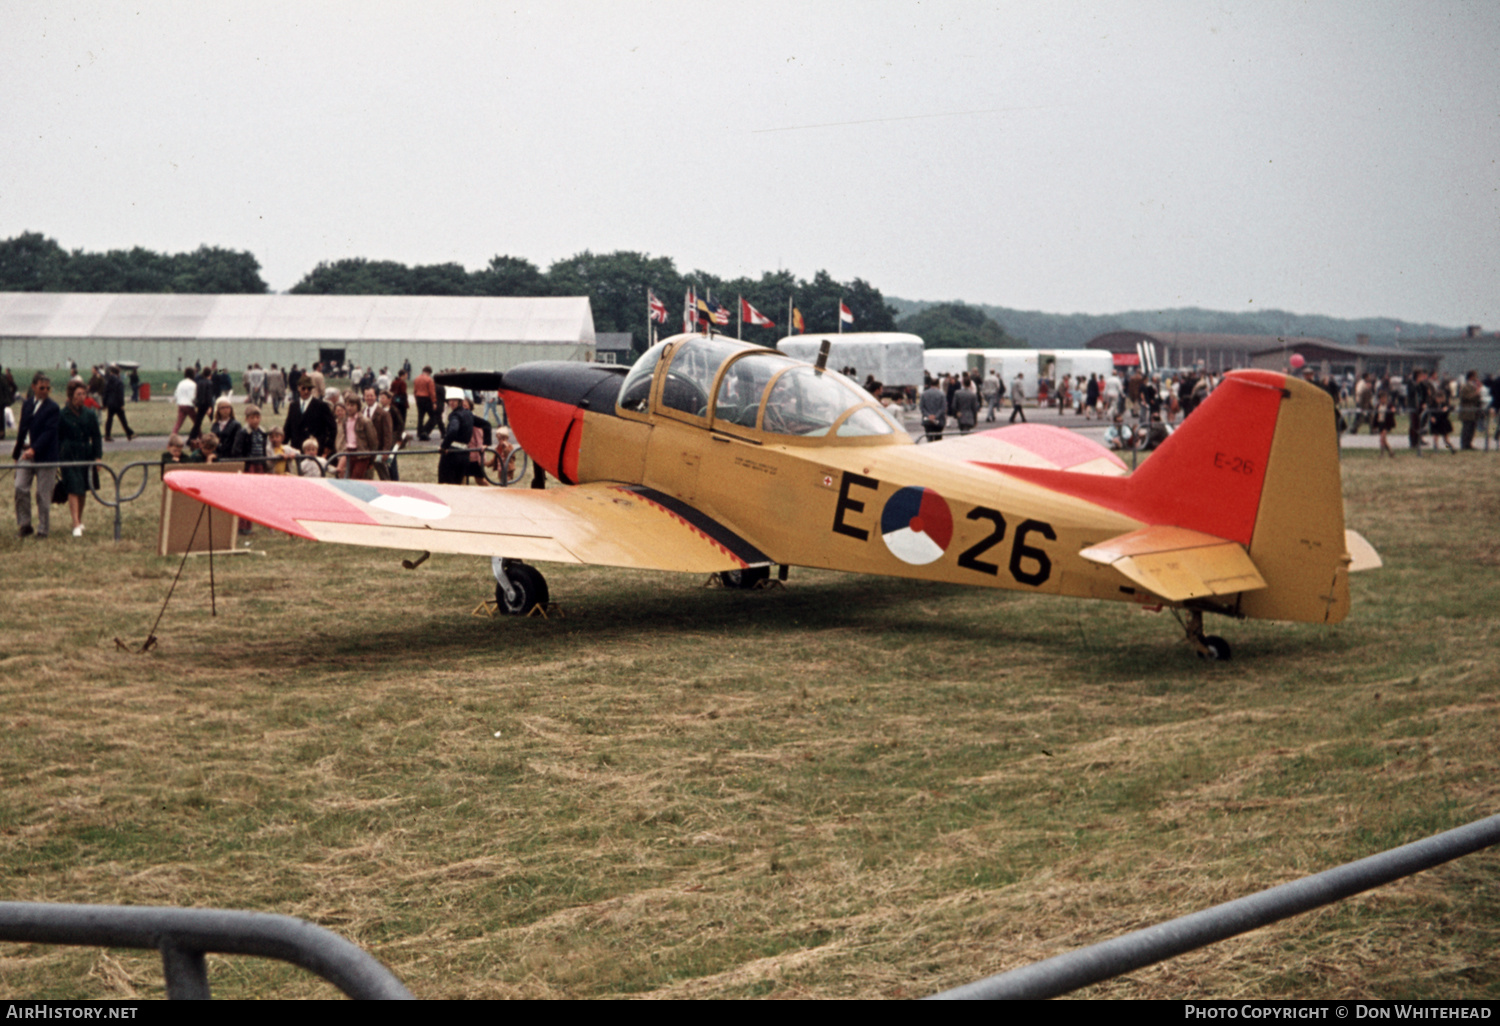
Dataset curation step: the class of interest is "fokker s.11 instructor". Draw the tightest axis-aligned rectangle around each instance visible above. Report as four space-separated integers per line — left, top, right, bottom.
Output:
162 333 1379 659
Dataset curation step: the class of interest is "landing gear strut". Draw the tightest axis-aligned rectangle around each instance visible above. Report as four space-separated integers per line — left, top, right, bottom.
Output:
492 556 549 615
1180 608 1232 661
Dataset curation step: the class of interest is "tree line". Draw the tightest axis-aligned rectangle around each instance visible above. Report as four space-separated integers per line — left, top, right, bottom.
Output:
291 252 902 354
0 232 269 295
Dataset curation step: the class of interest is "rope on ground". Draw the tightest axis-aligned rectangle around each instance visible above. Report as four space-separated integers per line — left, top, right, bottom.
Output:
114 501 207 654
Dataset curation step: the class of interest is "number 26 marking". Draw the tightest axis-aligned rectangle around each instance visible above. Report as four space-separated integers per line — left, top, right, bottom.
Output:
957 507 1055 587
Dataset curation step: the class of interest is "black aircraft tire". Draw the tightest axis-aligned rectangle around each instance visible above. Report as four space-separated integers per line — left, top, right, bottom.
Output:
1199 635 1232 661
496 562 549 615
719 566 771 590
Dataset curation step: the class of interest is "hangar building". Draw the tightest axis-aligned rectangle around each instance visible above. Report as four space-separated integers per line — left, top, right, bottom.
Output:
0 292 596 372
1087 330 1440 378
1411 326 1500 377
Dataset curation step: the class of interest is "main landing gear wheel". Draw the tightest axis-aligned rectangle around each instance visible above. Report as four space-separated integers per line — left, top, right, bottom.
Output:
1199 635 1232 661
492 557 549 615
718 566 771 590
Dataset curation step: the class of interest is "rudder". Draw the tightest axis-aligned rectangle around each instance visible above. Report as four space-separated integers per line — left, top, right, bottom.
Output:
1125 370 1351 622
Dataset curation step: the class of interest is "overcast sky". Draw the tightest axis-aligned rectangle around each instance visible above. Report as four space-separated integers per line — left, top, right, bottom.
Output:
4 1 1497 328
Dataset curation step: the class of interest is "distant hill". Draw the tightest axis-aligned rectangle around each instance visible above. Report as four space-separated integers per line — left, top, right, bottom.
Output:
888 298 1461 350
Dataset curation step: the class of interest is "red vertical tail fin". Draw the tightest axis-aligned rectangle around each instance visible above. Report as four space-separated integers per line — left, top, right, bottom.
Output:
1125 371 1288 546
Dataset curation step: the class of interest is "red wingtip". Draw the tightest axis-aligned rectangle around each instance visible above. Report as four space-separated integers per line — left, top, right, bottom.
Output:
165 471 375 540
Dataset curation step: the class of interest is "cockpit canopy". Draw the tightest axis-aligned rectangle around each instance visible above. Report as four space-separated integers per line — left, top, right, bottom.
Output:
618 334 908 443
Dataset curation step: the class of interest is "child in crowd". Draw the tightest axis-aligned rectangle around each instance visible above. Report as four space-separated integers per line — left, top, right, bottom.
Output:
298 437 327 478
1428 392 1457 453
232 405 270 535
267 427 295 474
234 405 269 473
1373 392 1397 458
160 434 187 467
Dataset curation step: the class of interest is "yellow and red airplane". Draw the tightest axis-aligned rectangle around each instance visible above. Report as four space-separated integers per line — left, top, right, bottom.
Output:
162 333 1379 659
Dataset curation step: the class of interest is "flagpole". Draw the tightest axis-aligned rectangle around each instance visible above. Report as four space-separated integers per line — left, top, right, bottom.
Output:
839 296 843 335
737 295 742 340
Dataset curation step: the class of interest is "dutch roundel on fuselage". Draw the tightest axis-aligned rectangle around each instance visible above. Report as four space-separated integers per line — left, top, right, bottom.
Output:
879 486 954 565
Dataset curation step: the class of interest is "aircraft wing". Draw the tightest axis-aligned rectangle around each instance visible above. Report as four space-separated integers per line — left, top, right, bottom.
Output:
1079 525 1267 602
924 423 1129 476
161 471 770 574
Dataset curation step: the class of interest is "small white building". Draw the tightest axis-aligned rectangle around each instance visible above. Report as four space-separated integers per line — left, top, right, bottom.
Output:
0 292 596 372
974 349 1040 387
1042 349 1114 383
921 349 978 379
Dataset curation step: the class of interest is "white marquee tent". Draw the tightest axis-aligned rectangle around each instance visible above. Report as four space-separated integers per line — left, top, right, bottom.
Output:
0 293 596 371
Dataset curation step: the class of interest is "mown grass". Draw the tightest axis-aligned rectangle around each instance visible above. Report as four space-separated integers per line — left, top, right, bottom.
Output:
0 449 1496 999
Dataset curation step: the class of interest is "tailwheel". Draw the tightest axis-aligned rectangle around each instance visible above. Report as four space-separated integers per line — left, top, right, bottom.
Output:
492 557 549 615
1179 609 1232 661
717 566 771 590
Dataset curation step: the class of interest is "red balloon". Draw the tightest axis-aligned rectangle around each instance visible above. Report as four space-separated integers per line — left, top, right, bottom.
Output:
1289 353 1306 369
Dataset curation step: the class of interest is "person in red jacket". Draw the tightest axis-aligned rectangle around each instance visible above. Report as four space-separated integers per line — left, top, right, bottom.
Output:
413 366 438 440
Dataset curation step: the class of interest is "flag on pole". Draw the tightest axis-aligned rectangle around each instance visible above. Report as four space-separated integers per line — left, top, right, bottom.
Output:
699 297 730 325
684 288 698 334
648 289 668 324
792 307 805 334
695 296 725 332
839 301 855 325
741 298 775 328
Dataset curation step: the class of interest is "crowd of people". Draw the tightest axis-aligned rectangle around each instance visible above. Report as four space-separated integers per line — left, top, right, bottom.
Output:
5 357 516 540
157 359 513 486
1344 368 1498 456
914 366 1221 448
909 364 1500 455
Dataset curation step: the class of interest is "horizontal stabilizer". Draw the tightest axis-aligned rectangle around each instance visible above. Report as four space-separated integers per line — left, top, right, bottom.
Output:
925 423 1129 476
1079 525 1267 602
1344 530 1382 572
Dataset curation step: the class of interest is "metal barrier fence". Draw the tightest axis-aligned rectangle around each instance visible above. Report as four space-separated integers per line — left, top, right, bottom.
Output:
0 902 413 999
1 446 534 542
927 811 1500 1000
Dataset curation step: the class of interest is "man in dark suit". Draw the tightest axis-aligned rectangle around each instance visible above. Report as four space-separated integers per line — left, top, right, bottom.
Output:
438 388 474 484
14 375 60 538
283 378 336 457
103 365 134 442
191 365 214 441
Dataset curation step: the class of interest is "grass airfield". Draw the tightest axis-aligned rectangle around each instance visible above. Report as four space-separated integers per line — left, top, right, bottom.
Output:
0 446 1496 999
